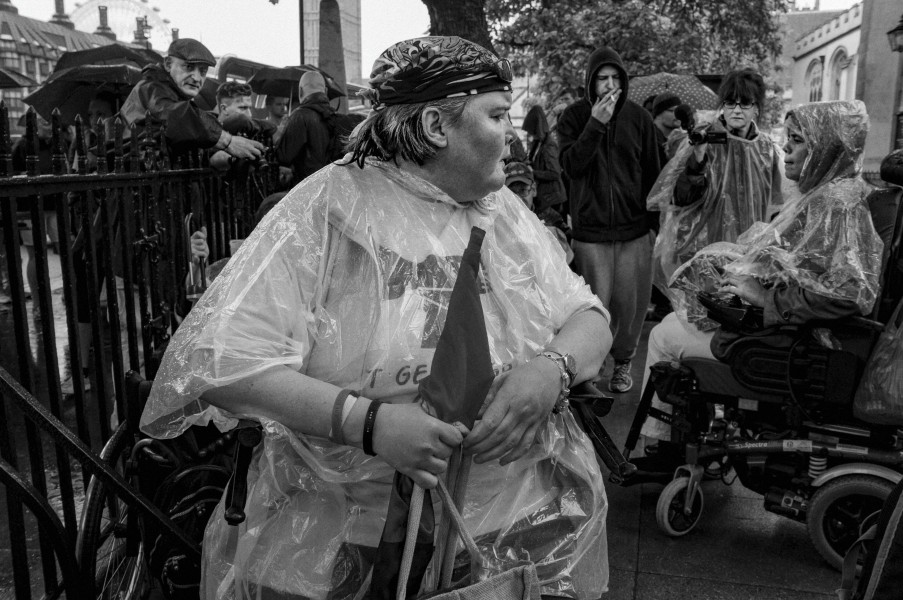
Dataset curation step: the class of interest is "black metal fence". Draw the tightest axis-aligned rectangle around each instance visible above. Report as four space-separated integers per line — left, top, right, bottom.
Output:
0 102 279 598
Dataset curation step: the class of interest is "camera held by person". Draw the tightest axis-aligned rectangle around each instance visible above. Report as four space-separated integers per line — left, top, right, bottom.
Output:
675 103 727 146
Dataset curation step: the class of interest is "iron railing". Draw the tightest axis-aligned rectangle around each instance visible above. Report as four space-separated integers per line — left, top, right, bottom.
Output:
0 101 279 598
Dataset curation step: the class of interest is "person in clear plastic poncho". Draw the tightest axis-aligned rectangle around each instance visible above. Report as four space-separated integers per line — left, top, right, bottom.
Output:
647 68 789 328
141 36 613 599
640 99 883 442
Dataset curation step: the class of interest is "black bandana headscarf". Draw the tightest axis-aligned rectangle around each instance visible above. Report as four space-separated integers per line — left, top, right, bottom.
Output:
359 36 513 109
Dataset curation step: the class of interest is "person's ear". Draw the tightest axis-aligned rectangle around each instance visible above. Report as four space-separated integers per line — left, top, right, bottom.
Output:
163 56 173 71
421 106 448 149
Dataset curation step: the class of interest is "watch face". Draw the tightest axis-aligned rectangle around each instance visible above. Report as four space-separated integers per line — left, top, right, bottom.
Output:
559 354 576 381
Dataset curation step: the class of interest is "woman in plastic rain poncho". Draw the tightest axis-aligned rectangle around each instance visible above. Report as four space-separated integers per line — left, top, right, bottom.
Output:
648 68 789 328
140 37 612 599
640 99 883 443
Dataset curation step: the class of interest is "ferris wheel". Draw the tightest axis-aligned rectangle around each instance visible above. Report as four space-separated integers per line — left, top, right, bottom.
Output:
70 0 173 52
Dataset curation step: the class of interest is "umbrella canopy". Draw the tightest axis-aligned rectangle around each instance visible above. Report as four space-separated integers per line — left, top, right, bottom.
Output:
0 67 37 89
24 64 142 123
629 72 720 111
247 65 345 100
53 45 161 73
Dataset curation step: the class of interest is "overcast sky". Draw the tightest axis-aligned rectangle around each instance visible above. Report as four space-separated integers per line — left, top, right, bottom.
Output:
18 0 430 79
19 0 860 81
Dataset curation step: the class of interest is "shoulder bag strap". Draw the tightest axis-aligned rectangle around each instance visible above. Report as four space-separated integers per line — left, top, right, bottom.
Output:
396 476 484 600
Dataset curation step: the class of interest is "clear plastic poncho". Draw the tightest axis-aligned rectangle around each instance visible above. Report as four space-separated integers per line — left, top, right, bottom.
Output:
647 114 788 325
140 158 610 599
670 100 883 326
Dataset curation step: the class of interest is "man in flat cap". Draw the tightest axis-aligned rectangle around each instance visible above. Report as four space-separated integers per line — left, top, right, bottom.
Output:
143 36 611 599
120 38 263 160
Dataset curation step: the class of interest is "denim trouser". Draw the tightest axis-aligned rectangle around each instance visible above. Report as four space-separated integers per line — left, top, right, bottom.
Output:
573 231 655 362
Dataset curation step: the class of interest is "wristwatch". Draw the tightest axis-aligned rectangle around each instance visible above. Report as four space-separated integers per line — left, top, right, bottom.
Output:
542 349 577 387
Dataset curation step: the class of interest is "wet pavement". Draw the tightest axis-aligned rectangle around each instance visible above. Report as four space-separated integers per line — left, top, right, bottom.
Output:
598 323 837 599
0 249 92 600
0 255 841 599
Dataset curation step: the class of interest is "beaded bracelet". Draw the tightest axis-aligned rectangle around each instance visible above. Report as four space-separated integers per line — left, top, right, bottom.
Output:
330 389 358 445
362 400 383 456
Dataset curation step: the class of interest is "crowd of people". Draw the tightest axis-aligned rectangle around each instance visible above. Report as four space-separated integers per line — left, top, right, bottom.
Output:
3 30 903 600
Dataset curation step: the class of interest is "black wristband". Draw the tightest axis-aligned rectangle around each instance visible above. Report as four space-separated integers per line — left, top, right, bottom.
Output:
362 400 383 456
330 389 357 445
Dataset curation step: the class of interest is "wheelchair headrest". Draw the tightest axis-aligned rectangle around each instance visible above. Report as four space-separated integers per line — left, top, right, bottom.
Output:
867 186 903 322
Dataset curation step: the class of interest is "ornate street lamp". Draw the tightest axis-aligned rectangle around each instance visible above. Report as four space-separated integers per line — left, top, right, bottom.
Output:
888 13 903 52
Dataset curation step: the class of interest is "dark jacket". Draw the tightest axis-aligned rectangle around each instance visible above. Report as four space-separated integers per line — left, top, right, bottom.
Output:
558 47 661 242
523 105 566 212
120 64 222 151
276 92 334 185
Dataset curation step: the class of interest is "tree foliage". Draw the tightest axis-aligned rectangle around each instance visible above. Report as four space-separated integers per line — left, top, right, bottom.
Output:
420 0 496 52
485 0 790 99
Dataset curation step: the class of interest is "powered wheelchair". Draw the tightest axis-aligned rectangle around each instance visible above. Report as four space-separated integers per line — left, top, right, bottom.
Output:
573 185 903 570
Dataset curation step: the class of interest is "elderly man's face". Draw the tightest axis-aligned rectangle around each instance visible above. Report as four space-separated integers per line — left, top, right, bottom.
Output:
444 91 515 202
219 96 253 122
166 57 208 98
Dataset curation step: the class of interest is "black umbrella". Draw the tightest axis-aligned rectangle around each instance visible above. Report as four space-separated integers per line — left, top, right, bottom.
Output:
0 67 37 89
53 45 161 73
24 64 142 123
369 227 496 598
247 65 345 100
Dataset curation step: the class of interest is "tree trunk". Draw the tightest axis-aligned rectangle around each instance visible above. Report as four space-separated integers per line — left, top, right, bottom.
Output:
318 0 348 111
421 0 494 53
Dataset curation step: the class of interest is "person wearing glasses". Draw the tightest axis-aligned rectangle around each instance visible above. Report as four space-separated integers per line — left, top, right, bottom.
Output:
141 36 612 599
558 46 662 394
646 68 788 329
640 100 881 451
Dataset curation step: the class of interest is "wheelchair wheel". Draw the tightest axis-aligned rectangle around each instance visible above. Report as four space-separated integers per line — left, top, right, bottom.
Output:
807 475 894 570
76 423 150 599
656 476 704 536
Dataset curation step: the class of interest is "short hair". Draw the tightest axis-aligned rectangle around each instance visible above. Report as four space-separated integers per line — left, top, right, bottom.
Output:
559 87 577 99
346 96 470 167
717 68 766 109
265 95 288 106
216 81 253 105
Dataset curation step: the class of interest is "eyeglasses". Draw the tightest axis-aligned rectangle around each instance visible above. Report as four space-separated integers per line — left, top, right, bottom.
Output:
494 58 513 83
723 101 755 110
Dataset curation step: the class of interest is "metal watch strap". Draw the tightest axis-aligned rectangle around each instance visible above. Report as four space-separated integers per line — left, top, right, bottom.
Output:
538 352 571 414
541 349 576 387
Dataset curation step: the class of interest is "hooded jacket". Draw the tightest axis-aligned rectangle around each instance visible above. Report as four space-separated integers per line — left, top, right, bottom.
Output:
120 64 223 150
276 91 335 185
670 100 883 330
522 105 566 211
557 47 661 242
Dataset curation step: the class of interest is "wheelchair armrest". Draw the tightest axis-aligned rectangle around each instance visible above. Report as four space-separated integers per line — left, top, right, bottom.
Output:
569 380 613 418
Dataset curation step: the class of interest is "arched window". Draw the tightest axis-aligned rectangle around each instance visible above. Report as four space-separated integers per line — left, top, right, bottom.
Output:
806 59 823 103
829 48 850 100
